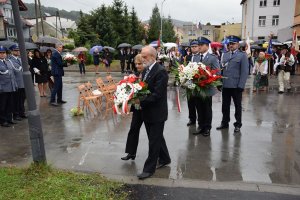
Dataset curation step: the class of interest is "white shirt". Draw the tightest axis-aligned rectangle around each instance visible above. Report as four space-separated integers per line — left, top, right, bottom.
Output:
200 51 209 60
148 61 156 71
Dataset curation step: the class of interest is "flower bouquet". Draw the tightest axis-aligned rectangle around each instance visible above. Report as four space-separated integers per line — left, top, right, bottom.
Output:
178 62 223 98
113 74 150 114
63 53 77 65
70 107 84 116
158 54 169 62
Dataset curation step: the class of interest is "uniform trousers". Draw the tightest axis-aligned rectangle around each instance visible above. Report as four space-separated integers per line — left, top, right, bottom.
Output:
221 88 243 128
195 96 212 130
50 76 63 103
0 92 14 124
125 110 143 155
187 96 197 123
143 121 171 173
13 88 26 117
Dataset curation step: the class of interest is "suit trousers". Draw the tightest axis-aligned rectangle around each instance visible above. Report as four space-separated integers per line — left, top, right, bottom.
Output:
120 60 125 72
187 96 197 123
50 76 63 102
195 96 212 130
221 88 243 128
125 110 143 155
143 121 171 173
0 92 14 123
13 88 26 117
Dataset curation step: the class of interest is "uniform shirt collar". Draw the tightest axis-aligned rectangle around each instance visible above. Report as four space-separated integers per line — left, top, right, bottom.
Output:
200 51 208 58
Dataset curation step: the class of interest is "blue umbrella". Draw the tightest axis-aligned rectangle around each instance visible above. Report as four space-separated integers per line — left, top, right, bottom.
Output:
89 45 103 54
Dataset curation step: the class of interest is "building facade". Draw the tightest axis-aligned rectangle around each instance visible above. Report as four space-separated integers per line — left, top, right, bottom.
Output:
0 0 31 41
293 0 300 36
241 0 295 41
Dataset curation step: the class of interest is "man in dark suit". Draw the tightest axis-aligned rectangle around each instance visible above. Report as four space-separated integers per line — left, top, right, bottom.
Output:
119 48 126 73
50 43 67 106
137 46 171 180
217 35 249 133
193 37 220 137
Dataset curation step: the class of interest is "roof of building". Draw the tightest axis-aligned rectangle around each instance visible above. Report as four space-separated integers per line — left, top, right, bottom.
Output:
0 0 28 11
27 16 77 30
240 0 247 5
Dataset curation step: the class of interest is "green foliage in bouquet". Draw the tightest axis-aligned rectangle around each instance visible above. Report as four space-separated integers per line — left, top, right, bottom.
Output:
70 107 84 116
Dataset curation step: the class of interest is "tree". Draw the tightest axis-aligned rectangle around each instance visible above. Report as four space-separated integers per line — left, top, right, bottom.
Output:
110 0 125 45
147 4 161 42
122 5 131 42
162 16 176 42
95 4 117 47
130 7 144 44
206 22 211 25
75 11 98 46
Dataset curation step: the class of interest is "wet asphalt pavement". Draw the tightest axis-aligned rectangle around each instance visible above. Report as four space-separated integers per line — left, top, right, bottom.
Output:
0 72 300 198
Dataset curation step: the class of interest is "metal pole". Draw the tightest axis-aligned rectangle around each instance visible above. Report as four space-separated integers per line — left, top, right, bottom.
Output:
11 0 46 163
37 0 45 36
34 0 39 37
56 11 58 38
160 0 166 42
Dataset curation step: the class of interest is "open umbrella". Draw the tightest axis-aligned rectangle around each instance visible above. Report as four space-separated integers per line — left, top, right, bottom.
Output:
251 45 266 50
103 46 115 52
36 36 62 45
89 45 103 54
39 46 56 53
253 39 266 45
0 40 16 49
149 40 164 47
25 42 38 50
180 42 190 47
73 47 88 52
164 42 177 48
210 42 223 48
117 43 131 48
132 44 143 50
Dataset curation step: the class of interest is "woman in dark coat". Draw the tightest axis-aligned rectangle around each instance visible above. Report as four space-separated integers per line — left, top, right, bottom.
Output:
32 49 49 97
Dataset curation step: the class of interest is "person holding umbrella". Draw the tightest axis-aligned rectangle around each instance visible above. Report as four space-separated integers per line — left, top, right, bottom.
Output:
93 48 100 74
102 48 112 74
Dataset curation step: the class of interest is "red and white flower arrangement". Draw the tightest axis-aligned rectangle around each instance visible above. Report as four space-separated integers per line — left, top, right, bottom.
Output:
178 62 223 98
113 74 150 114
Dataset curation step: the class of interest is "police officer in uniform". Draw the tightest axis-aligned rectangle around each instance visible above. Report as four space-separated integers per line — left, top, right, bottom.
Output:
186 40 201 126
193 37 220 136
217 36 248 133
8 44 26 120
0 46 18 127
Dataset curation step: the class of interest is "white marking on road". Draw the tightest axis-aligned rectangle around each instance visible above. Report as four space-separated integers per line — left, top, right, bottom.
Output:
78 138 95 166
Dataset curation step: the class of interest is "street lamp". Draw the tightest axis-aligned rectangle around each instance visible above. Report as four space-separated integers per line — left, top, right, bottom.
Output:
160 0 166 42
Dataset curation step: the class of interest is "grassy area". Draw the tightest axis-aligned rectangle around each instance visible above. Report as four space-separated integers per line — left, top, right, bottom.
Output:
82 60 122 72
0 163 128 200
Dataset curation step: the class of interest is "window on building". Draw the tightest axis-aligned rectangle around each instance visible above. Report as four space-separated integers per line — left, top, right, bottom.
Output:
203 30 210 35
272 15 279 26
258 16 266 26
273 0 280 6
258 36 265 40
272 36 278 39
7 28 16 37
259 0 267 7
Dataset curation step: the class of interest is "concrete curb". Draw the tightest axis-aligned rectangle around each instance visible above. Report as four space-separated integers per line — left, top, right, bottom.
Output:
101 173 300 196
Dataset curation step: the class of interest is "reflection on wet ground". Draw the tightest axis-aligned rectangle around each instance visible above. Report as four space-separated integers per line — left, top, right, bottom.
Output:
0 73 300 186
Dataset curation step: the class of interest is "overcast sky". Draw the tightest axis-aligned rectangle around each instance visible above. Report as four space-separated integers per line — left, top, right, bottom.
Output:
23 0 242 24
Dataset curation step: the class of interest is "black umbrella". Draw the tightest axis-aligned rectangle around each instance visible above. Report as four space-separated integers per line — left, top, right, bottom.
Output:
253 39 266 45
103 46 115 52
132 44 143 50
36 36 62 45
251 45 266 50
180 42 190 47
39 46 56 53
0 40 16 49
25 42 38 50
117 43 131 48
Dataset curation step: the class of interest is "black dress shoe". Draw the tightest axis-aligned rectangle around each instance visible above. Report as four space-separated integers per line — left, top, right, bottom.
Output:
278 91 284 94
156 161 171 169
1 122 11 127
201 129 211 137
8 121 17 124
50 102 59 106
137 172 153 180
121 154 136 160
234 127 241 133
13 116 22 121
57 100 67 104
187 121 196 126
192 129 203 135
20 114 28 119
216 124 229 130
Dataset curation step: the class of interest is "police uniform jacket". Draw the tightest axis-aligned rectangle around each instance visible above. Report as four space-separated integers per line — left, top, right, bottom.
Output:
221 50 248 89
8 55 24 89
201 53 220 96
0 59 18 93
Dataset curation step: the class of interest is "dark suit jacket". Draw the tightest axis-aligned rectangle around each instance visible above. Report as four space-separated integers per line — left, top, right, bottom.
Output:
140 62 168 123
51 50 65 77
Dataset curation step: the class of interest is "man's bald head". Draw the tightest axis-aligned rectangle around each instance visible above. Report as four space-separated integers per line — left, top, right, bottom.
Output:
141 46 157 66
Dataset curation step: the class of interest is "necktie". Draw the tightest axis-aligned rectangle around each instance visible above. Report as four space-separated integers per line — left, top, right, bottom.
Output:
3 60 6 66
200 54 203 62
143 68 150 81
